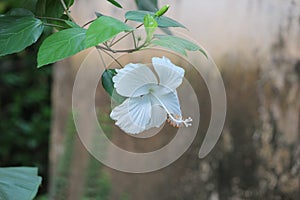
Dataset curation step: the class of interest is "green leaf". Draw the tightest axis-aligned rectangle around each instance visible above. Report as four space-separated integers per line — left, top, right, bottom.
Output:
102 69 126 104
152 34 208 58
125 10 185 28
0 16 44 57
0 167 42 200
144 14 158 42
102 69 117 96
85 16 133 48
106 0 122 8
134 0 158 12
37 28 86 67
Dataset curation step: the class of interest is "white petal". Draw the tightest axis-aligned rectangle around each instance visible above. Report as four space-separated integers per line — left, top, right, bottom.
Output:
152 57 185 92
110 95 152 134
146 105 167 129
113 63 157 97
153 91 182 116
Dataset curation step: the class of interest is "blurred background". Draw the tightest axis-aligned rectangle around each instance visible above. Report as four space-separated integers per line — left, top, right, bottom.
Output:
0 0 299 199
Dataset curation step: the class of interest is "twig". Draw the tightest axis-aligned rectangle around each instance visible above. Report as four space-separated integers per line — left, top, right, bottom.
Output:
81 19 95 28
96 49 107 69
100 49 123 68
60 0 75 21
132 32 137 49
110 23 143 47
96 44 146 53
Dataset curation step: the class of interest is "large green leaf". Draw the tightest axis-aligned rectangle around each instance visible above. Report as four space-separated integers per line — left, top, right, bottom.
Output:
0 16 44 57
106 0 122 8
37 28 86 67
125 10 185 28
151 34 208 58
85 16 133 48
102 69 125 104
0 167 42 200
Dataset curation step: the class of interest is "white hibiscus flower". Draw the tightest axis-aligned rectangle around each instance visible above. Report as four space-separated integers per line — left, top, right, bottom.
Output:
110 56 192 134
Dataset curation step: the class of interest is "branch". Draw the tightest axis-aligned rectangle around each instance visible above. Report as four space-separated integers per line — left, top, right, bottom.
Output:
60 0 75 22
110 23 143 47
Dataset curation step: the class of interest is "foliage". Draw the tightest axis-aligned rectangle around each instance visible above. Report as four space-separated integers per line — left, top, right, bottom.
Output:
0 0 207 100
0 1 205 67
0 14 44 56
0 40 51 198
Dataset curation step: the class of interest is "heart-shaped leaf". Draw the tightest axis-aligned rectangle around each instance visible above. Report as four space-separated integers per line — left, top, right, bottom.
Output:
37 28 86 67
0 16 44 56
85 16 133 48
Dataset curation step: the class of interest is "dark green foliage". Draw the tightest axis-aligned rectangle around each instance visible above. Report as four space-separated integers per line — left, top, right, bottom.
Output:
0 44 51 194
0 15 44 56
2 0 37 13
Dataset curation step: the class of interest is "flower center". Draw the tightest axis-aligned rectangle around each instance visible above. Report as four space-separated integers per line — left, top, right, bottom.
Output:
151 93 192 128
148 88 154 93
